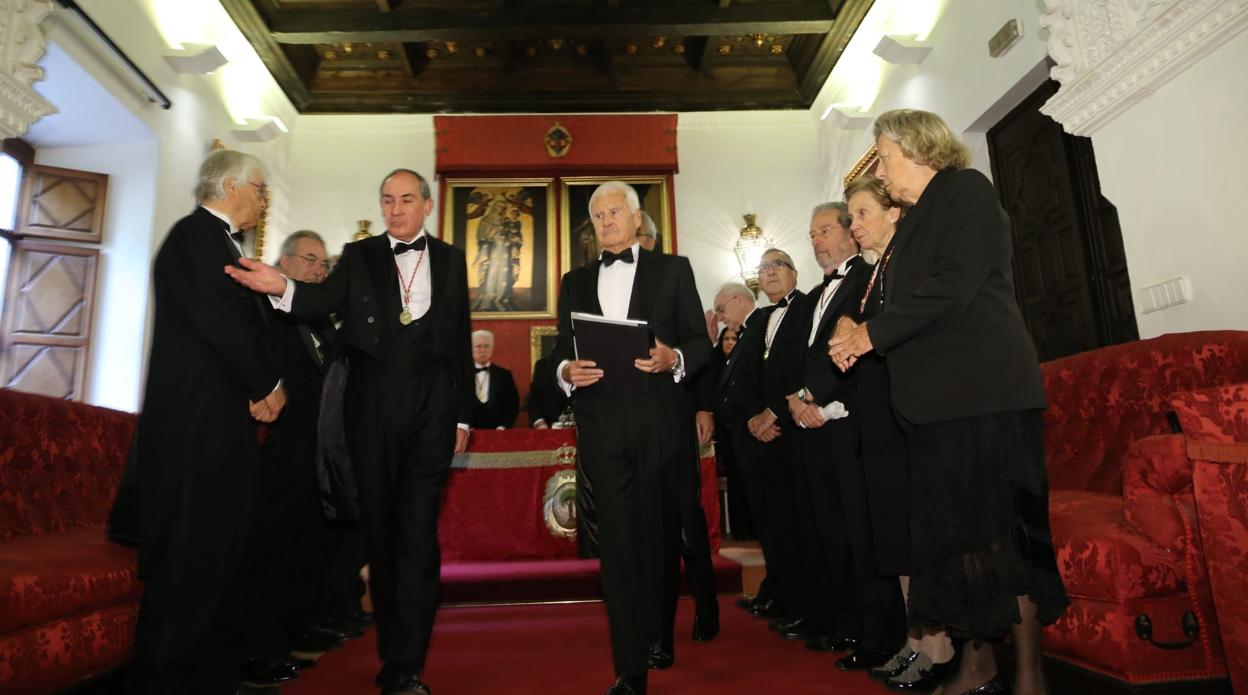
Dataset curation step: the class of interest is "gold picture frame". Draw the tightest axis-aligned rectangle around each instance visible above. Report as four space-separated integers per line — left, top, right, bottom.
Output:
441 177 558 319
559 175 672 275
844 143 879 189
529 324 558 372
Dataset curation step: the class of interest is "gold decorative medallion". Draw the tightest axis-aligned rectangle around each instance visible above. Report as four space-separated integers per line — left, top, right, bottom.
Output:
544 122 572 158
542 468 579 539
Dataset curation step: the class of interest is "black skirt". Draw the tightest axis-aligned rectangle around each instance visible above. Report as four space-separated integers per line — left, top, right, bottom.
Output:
905 409 1069 640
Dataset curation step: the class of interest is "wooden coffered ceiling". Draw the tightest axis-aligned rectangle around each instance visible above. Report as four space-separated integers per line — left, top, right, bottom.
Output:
221 0 875 113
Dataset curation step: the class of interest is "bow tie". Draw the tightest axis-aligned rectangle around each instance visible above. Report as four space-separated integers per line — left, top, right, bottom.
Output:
601 248 634 267
229 230 245 244
821 270 845 287
775 296 790 308
394 236 428 255
475 366 489 373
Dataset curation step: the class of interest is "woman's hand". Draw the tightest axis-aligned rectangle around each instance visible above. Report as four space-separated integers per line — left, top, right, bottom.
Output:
828 317 873 371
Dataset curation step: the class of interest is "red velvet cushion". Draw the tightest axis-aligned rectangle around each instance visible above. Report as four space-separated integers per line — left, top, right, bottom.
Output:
0 389 136 540
1041 331 1248 494
0 526 140 635
1050 490 1185 602
1121 435 1192 551
1170 383 1248 444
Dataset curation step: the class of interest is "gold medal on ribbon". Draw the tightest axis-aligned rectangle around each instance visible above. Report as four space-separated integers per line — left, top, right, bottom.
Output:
399 308 413 325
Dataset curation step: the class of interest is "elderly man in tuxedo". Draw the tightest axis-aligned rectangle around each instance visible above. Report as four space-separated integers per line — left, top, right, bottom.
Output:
551 181 711 695
467 329 520 429
226 169 472 695
129 149 285 694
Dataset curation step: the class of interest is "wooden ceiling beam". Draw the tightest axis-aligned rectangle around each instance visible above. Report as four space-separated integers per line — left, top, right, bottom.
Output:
376 0 394 12
797 0 873 101
219 0 311 109
267 2 838 44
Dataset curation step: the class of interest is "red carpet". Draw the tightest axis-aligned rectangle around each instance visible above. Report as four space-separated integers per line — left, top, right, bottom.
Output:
284 596 892 694
441 556 744 603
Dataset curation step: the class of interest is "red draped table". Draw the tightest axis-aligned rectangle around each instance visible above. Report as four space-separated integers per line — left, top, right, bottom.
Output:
437 429 721 562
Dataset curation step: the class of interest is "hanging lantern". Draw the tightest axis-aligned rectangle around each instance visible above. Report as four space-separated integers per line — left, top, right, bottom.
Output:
733 213 771 293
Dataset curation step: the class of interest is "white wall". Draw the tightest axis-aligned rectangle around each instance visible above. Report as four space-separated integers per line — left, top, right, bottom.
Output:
284 115 437 261
676 111 824 307
34 141 159 412
1090 30 1248 336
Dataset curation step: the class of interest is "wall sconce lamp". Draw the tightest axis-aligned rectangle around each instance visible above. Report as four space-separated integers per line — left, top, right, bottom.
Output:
232 117 288 143
354 219 373 241
165 44 228 74
733 213 771 293
873 34 933 65
821 105 874 130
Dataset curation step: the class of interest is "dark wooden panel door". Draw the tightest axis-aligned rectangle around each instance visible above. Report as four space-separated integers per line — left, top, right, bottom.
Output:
16 164 109 243
0 240 100 399
988 80 1137 361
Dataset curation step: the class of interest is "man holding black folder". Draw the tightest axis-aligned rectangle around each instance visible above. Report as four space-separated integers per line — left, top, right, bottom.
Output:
551 181 711 695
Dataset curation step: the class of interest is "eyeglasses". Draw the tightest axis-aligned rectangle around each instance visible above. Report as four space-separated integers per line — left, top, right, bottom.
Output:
294 253 330 271
758 259 794 273
246 181 268 198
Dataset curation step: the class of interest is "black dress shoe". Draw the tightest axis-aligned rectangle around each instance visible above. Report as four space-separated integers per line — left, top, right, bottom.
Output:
382 663 431 695
734 595 755 610
836 650 894 670
316 615 366 639
888 654 957 690
781 624 824 642
805 634 859 652
768 616 803 632
241 657 299 686
951 672 1010 695
291 657 317 670
237 686 279 695
750 598 785 618
691 613 720 641
605 672 647 695
290 627 344 654
646 638 674 670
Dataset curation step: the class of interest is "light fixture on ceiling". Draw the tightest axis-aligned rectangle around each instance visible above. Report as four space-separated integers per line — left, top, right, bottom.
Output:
53 0 172 109
821 105 874 130
734 214 771 293
164 43 228 74
873 34 933 65
232 117 288 143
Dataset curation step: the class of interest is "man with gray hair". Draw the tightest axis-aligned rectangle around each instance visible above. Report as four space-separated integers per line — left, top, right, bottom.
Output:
128 148 286 693
550 179 711 695
467 328 519 429
637 210 660 252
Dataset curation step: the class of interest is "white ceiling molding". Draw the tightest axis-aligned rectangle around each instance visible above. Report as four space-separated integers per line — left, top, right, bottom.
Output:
872 34 932 64
1040 0 1248 136
0 0 57 138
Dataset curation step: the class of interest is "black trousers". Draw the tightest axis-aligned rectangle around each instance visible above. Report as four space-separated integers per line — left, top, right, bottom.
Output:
658 439 718 642
576 390 683 679
758 425 838 631
726 419 781 603
347 368 455 669
323 519 368 619
800 421 906 651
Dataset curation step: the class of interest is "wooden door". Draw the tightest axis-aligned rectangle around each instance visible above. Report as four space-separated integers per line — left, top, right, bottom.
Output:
988 80 1138 361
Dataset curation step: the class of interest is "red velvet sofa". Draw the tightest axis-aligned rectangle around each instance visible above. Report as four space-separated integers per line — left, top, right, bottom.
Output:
1041 331 1248 687
0 389 139 694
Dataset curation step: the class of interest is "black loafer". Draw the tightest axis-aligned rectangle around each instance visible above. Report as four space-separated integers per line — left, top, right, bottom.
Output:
953 673 1010 695
316 615 366 639
805 634 858 652
382 663 431 695
241 657 299 686
836 650 894 670
605 672 647 695
769 616 804 632
691 613 720 641
750 598 785 618
646 638 674 670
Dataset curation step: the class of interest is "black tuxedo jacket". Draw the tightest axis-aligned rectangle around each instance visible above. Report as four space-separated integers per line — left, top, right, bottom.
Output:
289 232 474 423
550 247 711 406
132 206 280 662
715 306 774 424
469 363 519 429
866 168 1045 423
759 290 808 425
263 313 338 459
802 257 871 406
527 355 571 426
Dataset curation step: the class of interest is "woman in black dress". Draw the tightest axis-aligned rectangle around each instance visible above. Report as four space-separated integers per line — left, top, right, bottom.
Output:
830 110 1069 695
842 175 955 690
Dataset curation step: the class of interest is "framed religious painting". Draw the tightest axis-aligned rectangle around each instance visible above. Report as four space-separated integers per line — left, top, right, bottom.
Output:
844 143 879 188
441 178 557 319
559 175 672 275
529 325 558 372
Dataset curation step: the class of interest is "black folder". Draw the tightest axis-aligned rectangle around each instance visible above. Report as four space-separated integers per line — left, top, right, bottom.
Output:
571 312 654 392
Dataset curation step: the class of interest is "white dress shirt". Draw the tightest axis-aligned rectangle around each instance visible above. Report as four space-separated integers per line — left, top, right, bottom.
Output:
272 230 433 319
474 363 491 404
807 254 860 347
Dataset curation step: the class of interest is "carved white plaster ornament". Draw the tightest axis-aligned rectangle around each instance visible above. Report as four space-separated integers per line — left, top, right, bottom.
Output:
0 0 56 138
1040 0 1248 136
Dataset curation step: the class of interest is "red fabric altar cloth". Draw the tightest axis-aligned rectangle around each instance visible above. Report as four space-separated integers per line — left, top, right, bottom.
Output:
433 114 678 174
437 429 721 561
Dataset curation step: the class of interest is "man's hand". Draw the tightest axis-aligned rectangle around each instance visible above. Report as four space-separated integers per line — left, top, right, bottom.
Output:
747 409 780 443
251 384 286 423
786 392 806 421
224 256 288 296
705 309 720 342
794 401 827 429
695 410 714 445
635 337 677 374
533 420 550 430
454 427 469 454
562 359 604 388
828 316 872 372
249 398 273 423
